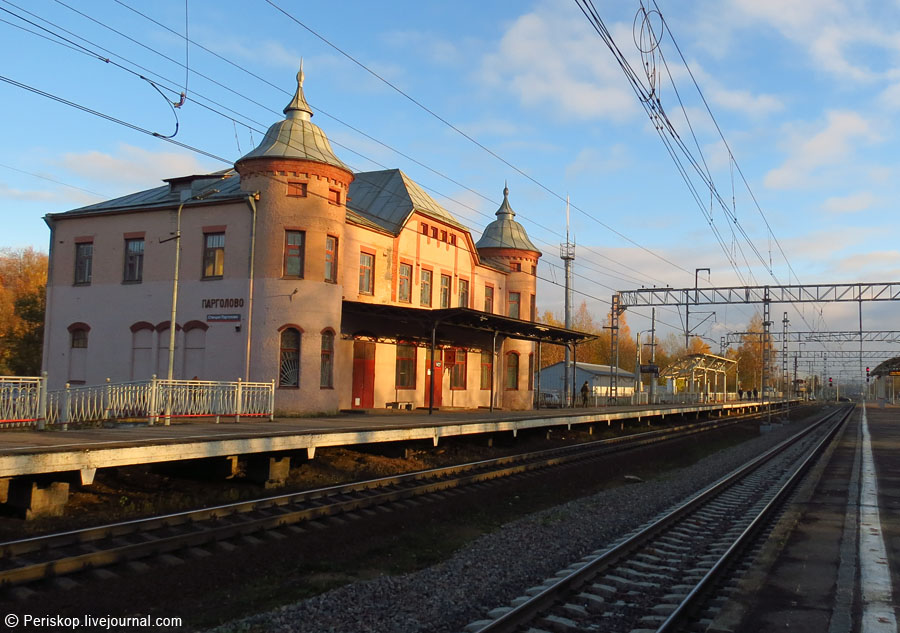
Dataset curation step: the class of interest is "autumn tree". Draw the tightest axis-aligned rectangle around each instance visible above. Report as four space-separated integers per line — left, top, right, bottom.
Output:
733 313 776 392
0 247 48 375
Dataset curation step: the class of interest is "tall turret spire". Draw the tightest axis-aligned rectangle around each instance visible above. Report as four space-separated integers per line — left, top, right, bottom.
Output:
496 182 516 218
283 59 313 121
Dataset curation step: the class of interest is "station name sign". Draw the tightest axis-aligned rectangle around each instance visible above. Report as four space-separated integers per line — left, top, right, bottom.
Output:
201 297 244 309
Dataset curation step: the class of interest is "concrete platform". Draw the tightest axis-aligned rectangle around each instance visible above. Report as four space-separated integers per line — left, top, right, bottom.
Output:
723 402 899 633
0 401 764 482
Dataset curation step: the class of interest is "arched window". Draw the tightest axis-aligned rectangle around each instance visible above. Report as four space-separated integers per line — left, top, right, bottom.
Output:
505 352 519 390
279 328 301 388
320 330 334 388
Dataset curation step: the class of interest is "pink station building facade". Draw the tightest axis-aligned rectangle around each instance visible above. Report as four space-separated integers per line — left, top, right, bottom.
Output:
41 69 548 414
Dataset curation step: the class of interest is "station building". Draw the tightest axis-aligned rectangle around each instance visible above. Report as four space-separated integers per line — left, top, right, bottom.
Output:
41 68 584 414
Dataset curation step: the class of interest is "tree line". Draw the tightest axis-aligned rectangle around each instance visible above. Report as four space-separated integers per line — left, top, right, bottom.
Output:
0 247 47 375
538 301 777 392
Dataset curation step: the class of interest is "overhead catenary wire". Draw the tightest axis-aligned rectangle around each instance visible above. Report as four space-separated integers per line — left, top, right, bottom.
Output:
30 0 674 291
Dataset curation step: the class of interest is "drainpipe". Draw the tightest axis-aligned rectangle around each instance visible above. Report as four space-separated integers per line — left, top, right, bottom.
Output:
429 321 437 415
244 192 260 381
536 338 542 410
41 216 57 379
490 330 497 412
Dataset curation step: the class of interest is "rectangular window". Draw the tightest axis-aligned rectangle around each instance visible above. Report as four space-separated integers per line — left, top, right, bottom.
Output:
325 235 338 283
458 279 469 308
359 251 374 295
449 348 467 389
287 181 307 197
480 351 493 389
284 230 305 278
431 227 438 239
530 293 536 321
484 285 494 313
421 223 429 235
203 232 225 278
328 188 341 205
123 238 144 282
440 274 451 308
509 291 520 319
396 343 416 389
320 331 334 388
506 353 519 390
74 242 93 285
398 263 412 302
510 262 522 272
420 269 433 306
450 235 457 246
441 230 448 242
528 353 534 391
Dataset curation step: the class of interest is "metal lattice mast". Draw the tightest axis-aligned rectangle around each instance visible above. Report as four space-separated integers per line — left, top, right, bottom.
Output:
561 196 575 406
762 288 771 421
609 294 622 403
782 312 789 395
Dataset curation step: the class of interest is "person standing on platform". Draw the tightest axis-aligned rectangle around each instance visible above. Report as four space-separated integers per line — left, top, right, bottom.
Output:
581 381 590 407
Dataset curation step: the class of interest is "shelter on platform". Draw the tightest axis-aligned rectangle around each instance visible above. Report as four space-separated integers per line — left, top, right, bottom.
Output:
660 353 736 403
537 361 635 405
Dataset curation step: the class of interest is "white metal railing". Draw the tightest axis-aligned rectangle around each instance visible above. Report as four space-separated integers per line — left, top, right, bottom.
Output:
1 375 275 429
0 376 47 429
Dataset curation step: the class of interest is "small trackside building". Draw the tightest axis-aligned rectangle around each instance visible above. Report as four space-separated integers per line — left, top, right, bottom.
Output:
41 67 588 414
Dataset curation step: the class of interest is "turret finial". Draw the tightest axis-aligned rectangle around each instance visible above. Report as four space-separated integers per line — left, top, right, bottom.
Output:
284 58 313 120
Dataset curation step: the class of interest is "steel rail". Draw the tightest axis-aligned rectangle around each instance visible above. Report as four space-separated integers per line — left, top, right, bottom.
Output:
656 404 854 632
475 405 848 632
0 410 770 588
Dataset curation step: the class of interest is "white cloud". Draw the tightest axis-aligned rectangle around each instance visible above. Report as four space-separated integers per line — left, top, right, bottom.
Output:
764 111 881 189
0 183 56 202
479 2 638 122
381 30 461 66
729 0 900 83
822 191 876 214
565 144 631 180
57 144 219 190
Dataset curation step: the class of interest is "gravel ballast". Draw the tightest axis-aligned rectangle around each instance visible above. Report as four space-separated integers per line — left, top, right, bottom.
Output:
207 415 817 633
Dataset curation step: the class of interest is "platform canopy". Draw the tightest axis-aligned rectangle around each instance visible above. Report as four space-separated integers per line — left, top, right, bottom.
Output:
340 301 595 351
660 353 736 379
871 357 900 377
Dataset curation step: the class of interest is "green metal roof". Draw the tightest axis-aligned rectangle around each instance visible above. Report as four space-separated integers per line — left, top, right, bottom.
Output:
475 185 540 254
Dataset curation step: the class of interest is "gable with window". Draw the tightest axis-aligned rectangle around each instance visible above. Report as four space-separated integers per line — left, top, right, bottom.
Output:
123 237 144 282
420 269 433 306
359 251 374 295
396 343 416 389
448 348 467 389
398 263 412 302
203 232 225 278
440 274 451 308
284 230 305 278
325 235 338 283
74 240 93 285
458 279 469 308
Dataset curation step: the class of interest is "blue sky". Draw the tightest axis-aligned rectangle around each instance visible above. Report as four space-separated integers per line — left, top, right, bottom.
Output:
2 0 898 374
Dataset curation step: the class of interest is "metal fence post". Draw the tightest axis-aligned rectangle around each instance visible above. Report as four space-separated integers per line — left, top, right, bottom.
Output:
37 371 48 430
148 374 158 426
269 379 275 421
104 377 111 420
62 382 70 431
235 377 243 422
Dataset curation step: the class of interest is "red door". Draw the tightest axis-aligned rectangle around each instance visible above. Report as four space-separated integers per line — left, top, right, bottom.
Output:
352 341 375 408
425 349 442 408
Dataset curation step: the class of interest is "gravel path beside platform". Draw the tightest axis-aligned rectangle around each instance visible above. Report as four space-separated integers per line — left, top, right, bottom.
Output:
208 416 810 633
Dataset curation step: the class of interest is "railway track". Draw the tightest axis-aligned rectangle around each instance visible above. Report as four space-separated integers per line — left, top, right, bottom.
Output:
464 404 852 633
0 411 765 593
